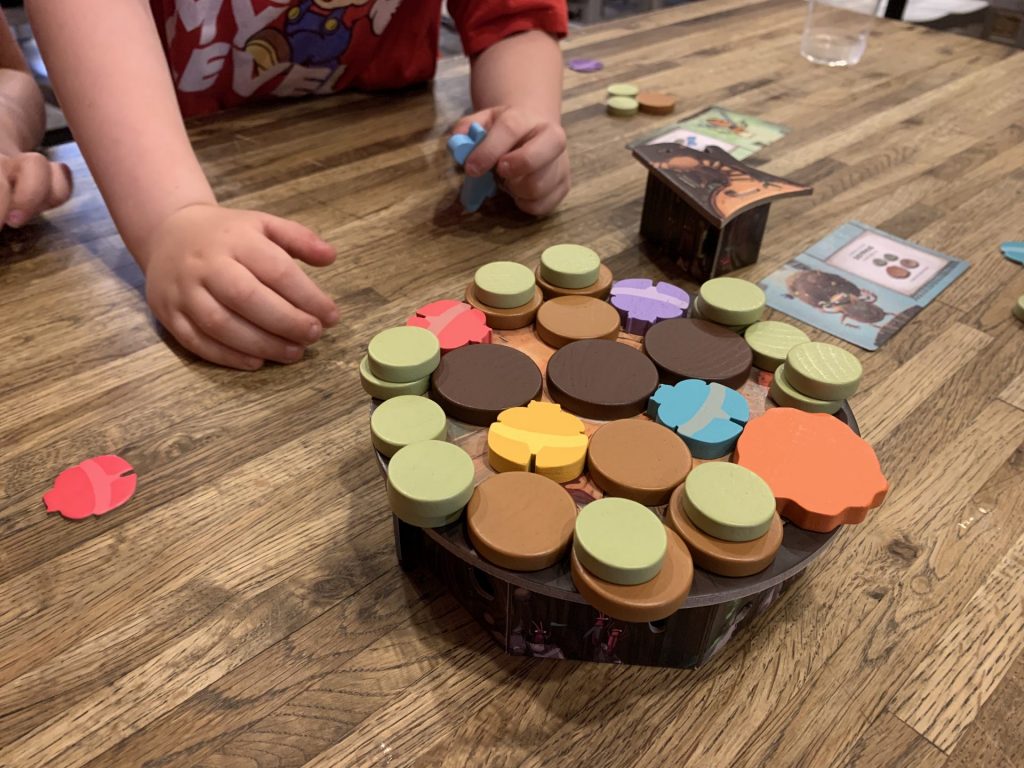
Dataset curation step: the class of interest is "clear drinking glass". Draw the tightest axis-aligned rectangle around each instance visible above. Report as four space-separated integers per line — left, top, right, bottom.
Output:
801 0 884 67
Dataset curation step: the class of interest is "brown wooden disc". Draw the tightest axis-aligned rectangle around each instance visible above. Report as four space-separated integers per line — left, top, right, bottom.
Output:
535 263 614 301
546 339 659 420
642 317 752 388
637 91 677 115
431 343 542 426
464 281 543 330
666 484 783 577
467 472 576 571
587 419 692 505
535 296 621 349
570 526 693 623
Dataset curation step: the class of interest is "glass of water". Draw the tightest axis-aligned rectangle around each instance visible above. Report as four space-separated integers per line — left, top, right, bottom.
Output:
801 0 884 67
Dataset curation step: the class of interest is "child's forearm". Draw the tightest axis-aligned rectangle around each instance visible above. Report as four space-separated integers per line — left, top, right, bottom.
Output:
470 30 563 122
26 0 215 261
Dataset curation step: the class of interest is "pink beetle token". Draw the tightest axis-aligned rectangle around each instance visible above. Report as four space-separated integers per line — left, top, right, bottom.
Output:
43 455 137 520
610 278 690 335
407 300 491 353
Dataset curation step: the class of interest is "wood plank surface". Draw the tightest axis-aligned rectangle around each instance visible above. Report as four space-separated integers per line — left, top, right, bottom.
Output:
1 1 1022 766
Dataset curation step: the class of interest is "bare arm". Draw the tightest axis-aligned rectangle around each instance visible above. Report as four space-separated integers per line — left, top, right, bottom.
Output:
470 29 563 124
0 14 45 154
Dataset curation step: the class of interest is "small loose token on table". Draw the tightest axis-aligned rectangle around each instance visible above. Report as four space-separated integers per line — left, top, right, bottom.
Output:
574 497 667 585
367 326 441 383
360 355 430 400
785 341 863 401
769 364 843 414
607 83 639 97
606 96 639 117
535 263 614 301
539 244 601 289
681 462 776 542
473 261 537 309
370 395 448 457
586 419 692 506
636 91 676 115
431 342 543 426
568 58 603 73
546 339 659 420
535 295 621 349
1015 295 1024 321
464 282 543 330
386 440 475 527
744 320 810 371
698 277 766 327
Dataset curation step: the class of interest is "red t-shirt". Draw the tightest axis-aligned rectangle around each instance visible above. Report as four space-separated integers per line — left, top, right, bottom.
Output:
150 0 568 118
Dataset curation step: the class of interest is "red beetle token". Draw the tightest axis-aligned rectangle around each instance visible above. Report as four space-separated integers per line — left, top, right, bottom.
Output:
407 299 491 353
43 455 138 520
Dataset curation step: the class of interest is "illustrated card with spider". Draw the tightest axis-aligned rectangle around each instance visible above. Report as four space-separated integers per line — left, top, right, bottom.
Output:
630 106 789 160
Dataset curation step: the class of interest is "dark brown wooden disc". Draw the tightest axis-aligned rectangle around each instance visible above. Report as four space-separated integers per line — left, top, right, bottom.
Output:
546 339 659 420
587 419 692 505
642 318 752 388
535 296 621 349
430 343 542 426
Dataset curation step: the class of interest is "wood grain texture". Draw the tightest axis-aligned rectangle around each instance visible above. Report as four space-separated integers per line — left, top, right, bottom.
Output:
1 1 1023 766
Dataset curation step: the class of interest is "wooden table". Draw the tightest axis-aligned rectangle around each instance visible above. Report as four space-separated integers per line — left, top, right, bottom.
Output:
2 1 1023 765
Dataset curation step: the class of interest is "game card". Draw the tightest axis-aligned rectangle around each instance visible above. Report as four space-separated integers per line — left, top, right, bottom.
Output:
629 106 789 161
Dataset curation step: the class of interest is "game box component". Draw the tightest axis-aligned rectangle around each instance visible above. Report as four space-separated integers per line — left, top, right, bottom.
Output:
487 401 588 482
370 395 448 457
430 343 542 426
680 462 776 542
535 295 622 348
386 440 475 527
784 341 863 401
744 320 810 371
769 365 843 414
648 380 749 459
407 300 491 353
546 339 659 420
609 278 690 335
632 143 812 280
586 419 692 506
573 498 667 585
643 317 753 388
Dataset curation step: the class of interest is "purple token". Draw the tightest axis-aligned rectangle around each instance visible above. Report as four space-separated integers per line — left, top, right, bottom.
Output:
568 58 604 73
610 278 690 336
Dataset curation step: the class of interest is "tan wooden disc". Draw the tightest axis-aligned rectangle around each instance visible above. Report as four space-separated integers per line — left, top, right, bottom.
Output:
587 419 692 505
666 484 783 577
535 296 621 349
464 281 543 330
467 472 576 571
570 526 693 623
535 263 614 301
637 91 677 115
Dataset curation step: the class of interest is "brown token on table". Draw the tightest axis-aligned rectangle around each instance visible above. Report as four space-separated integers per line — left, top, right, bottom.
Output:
587 419 692 505
535 296 621 349
570 526 693 623
431 343 542 426
464 281 543 331
636 91 676 115
643 317 752 388
535 264 614 301
666 484 783 578
467 472 577 571
547 339 659 420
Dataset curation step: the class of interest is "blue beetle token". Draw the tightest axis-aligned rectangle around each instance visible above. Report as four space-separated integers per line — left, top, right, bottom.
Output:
446 122 498 213
1001 242 1024 266
647 380 750 460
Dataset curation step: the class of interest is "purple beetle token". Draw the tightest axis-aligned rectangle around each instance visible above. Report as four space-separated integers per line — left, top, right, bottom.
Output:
610 278 691 336
568 58 604 73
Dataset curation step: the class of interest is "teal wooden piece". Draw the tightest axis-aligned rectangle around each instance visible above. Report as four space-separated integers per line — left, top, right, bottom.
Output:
647 379 750 459
447 122 497 213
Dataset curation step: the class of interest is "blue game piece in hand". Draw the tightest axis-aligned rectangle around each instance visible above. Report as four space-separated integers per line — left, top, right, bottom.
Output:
1001 242 1024 266
446 122 498 213
648 380 750 460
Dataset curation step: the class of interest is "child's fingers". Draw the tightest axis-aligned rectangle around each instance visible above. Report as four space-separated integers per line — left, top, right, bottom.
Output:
166 312 264 371
238 237 339 327
503 159 563 203
261 214 336 267
496 124 566 181
206 259 325 346
514 175 570 217
48 162 73 209
6 152 51 227
452 109 496 137
185 288 306 365
464 110 532 177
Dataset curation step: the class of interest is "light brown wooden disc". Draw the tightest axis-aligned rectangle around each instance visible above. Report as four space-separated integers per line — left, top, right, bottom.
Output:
666 484 783 577
535 263 614 301
587 419 692 505
570 526 693 623
535 296 621 349
637 91 677 115
467 472 576 571
464 281 543 330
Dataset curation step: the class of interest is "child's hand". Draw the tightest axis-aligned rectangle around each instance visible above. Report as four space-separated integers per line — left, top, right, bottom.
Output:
453 106 570 216
0 151 72 228
142 204 340 370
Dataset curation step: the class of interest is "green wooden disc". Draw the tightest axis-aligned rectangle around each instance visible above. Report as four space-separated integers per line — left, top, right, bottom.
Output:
682 462 775 542
607 83 639 97
606 96 639 116
573 498 667 586
386 440 475 527
689 297 746 332
367 326 440 383
1014 295 1024 322
370 395 448 457
785 341 863 401
360 355 430 400
769 364 843 414
540 244 601 289
744 320 811 371
473 261 537 309
698 277 766 326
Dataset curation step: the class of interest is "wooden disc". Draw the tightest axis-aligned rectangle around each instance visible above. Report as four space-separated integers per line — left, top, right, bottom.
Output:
370 395 447 457
1015 295 1024 322
681 462 776 542
431 343 542 426
643 318 752 388
587 419 692 506
769 365 843 414
636 91 676 115
473 261 536 309
539 244 601 289
386 440 475 527
744 320 810 372
466 472 576 572
698 277 766 327
465 281 543 330
360 355 429 400
606 96 639 116
574 498 667 585
546 339 659 420
570 527 693 623
535 263 614 301
367 326 441 383
689 296 747 332
666 485 782 578
607 83 639 97
785 341 863 401
535 296 621 349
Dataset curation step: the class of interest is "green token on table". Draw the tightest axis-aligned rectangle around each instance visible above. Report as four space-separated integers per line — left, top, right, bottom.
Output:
1014 295 1024 322
360 355 430 400
745 320 811 371
540 244 601 289
370 395 448 457
682 462 775 543
770 364 843 414
785 341 862 401
606 96 639 117
386 440 475 527
473 261 537 309
573 498 667 586
607 83 639 97
698 277 766 327
367 326 440 383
